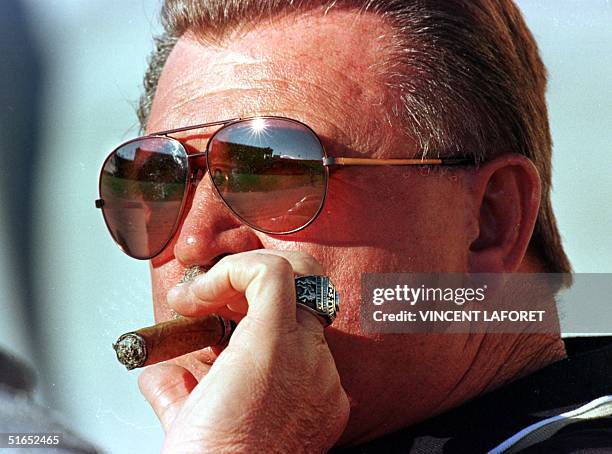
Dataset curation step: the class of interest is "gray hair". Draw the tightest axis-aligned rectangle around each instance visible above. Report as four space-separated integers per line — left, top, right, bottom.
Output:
137 0 571 280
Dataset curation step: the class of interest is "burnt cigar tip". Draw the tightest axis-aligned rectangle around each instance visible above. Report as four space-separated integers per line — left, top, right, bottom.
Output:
113 333 147 370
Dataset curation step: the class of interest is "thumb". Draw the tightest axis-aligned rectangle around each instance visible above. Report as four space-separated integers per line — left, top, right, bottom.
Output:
138 364 198 432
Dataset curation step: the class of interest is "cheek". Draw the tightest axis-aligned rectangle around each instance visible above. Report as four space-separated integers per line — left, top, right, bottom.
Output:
258 170 422 247
262 169 471 268
148 171 471 322
322 170 415 242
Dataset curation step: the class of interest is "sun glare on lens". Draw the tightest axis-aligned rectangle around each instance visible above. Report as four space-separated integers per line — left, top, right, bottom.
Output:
251 117 267 132
247 118 272 143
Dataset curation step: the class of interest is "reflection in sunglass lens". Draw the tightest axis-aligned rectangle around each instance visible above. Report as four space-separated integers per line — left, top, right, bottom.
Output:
99 137 188 259
207 118 326 233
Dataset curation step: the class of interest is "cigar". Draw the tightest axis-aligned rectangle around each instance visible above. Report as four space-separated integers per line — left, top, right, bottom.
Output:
113 265 235 370
112 267 339 369
113 314 235 370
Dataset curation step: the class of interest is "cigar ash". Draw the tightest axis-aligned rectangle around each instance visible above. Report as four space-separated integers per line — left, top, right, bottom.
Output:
113 333 147 370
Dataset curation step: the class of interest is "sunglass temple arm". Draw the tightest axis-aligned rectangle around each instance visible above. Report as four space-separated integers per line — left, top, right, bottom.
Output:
322 157 475 166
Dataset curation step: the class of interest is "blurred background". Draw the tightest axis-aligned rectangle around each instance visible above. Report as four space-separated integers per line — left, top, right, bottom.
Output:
0 0 610 452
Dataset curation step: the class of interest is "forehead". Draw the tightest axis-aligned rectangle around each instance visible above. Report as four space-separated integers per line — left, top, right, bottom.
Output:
148 9 405 155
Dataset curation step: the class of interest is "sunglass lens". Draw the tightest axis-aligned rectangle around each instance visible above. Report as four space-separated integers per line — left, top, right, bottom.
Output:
99 137 188 259
207 118 326 233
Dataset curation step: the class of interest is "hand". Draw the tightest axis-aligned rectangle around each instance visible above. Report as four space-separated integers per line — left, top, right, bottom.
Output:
138 250 350 453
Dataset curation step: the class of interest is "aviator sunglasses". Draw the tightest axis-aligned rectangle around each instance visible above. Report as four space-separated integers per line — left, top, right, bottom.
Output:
96 116 474 259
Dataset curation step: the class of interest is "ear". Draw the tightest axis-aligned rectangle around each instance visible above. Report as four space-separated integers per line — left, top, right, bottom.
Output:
468 154 541 273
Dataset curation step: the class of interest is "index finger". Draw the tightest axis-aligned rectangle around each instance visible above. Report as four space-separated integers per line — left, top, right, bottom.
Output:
168 250 322 326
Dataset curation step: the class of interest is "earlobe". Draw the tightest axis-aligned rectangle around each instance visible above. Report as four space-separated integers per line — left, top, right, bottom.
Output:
468 154 541 273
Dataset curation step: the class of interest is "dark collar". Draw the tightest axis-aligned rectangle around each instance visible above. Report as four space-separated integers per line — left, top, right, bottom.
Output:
334 336 612 453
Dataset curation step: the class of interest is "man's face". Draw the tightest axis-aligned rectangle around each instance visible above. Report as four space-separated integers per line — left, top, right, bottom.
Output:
146 10 479 439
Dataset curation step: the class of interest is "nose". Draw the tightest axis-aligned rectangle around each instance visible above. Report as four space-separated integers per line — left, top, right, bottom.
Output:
172 174 263 267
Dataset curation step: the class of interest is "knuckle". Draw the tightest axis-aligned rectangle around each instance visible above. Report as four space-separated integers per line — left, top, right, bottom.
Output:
216 253 235 268
257 254 294 276
285 250 323 274
302 254 323 274
289 250 311 261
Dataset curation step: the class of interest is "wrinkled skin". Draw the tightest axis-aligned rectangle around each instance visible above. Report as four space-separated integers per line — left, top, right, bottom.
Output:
137 9 565 453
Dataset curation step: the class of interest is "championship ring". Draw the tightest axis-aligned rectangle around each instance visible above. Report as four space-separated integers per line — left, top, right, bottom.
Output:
295 275 340 326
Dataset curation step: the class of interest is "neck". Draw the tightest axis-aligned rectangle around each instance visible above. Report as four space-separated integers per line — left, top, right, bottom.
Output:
339 254 568 447
476 331 566 394
482 252 567 389
448 252 568 405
